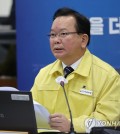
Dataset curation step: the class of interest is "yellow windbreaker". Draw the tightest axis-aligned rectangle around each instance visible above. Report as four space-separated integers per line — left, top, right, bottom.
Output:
31 49 120 133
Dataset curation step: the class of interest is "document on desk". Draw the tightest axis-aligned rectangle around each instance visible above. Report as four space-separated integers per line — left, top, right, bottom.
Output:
33 100 51 129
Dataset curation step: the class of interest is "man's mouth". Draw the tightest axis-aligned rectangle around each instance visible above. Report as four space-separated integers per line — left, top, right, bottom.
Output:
55 48 63 50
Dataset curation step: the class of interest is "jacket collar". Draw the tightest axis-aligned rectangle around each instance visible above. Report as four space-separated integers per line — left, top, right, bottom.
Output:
49 49 92 77
75 49 92 77
49 60 63 76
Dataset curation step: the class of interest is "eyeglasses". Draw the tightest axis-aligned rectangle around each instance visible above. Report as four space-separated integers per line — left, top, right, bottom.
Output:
48 32 79 38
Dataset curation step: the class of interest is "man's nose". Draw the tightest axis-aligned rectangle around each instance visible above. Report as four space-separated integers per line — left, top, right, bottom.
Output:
54 36 62 44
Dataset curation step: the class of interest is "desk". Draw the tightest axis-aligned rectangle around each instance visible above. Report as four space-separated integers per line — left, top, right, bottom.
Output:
37 129 87 134
38 127 120 134
38 132 88 134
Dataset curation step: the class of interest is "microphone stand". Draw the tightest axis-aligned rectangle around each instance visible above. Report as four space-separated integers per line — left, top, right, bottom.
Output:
60 81 76 134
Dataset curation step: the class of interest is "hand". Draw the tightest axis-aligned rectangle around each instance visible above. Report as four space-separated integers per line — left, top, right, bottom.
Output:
49 113 70 132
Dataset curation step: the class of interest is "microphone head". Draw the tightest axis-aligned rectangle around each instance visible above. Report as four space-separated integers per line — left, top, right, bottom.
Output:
55 76 68 86
60 81 64 87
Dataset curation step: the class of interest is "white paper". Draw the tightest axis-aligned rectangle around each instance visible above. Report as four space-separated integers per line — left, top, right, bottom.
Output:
33 101 51 129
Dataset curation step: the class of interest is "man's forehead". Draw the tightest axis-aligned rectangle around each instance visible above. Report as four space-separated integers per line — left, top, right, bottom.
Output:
51 16 76 30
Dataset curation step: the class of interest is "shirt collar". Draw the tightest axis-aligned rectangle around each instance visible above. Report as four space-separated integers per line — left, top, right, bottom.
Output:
62 58 82 70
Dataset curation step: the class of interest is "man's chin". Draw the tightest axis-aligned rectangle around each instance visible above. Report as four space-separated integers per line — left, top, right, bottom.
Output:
54 56 65 61
54 54 64 59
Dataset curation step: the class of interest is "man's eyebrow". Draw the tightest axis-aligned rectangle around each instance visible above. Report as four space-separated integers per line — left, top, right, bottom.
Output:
50 28 68 32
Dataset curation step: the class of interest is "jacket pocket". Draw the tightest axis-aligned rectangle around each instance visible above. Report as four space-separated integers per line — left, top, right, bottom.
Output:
37 84 59 113
68 88 96 116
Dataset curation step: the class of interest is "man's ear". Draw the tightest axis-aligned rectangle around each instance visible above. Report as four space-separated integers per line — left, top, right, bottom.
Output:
81 34 89 48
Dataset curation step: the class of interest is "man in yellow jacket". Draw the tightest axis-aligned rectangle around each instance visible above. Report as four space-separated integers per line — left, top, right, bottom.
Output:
31 7 120 133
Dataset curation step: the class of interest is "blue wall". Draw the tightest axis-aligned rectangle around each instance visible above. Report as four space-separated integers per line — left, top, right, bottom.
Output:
16 0 120 90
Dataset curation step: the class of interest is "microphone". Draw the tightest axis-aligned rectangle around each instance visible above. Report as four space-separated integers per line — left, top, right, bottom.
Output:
56 76 76 134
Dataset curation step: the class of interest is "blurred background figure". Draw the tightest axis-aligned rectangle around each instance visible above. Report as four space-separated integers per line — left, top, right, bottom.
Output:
0 0 17 87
